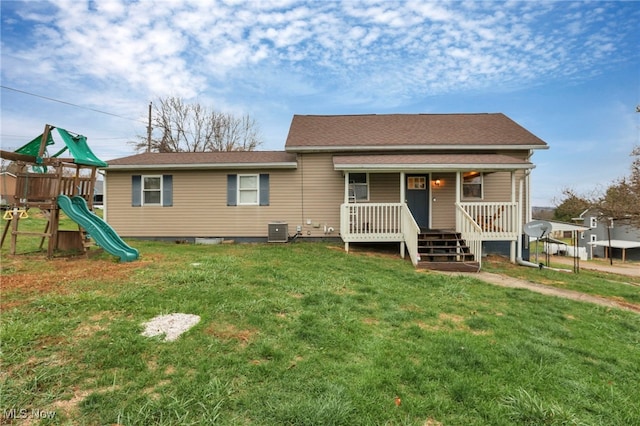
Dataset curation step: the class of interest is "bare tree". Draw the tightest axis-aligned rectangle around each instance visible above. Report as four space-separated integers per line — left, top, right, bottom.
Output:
131 97 262 153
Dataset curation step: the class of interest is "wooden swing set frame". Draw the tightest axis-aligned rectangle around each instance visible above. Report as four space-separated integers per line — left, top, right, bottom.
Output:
0 124 100 257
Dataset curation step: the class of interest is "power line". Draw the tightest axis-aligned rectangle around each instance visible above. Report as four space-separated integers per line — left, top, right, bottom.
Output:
1 85 148 125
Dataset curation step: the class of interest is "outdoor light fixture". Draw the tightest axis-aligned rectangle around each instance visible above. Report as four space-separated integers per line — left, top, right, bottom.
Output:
434 178 441 186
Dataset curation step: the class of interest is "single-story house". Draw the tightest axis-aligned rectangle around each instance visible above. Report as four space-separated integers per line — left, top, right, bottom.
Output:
103 113 549 271
574 208 640 261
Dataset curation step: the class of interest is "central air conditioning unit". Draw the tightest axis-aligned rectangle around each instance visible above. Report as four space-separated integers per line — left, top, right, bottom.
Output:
268 222 288 243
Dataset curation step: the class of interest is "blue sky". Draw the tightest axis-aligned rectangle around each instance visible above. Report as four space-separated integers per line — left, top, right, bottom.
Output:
1 0 639 207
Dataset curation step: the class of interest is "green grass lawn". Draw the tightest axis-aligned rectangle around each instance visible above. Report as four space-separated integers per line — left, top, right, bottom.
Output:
1 233 639 424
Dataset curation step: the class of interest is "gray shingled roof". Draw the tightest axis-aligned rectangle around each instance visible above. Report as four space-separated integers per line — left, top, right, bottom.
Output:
285 113 548 151
106 151 297 169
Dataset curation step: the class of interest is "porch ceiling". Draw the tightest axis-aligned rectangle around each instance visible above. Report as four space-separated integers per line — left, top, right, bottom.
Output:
333 153 534 172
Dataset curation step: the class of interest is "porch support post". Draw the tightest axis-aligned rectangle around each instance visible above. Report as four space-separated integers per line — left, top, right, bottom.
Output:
455 172 461 232
400 172 405 258
344 172 350 203
344 172 349 253
510 171 516 263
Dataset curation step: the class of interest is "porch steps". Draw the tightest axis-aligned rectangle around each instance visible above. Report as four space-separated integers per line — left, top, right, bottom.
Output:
416 230 480 272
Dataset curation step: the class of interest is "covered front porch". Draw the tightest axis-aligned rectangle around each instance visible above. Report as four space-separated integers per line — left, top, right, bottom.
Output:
335 154 534 270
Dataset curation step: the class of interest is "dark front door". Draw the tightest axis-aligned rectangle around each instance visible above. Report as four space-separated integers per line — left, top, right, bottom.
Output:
406 174 429 230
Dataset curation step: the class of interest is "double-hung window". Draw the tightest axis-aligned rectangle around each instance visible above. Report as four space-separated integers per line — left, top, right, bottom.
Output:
462 172 483 199
238 174 259 205
143 176 162 205
227 174 270 206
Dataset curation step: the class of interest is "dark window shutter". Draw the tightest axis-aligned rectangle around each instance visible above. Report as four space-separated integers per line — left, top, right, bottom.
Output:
162 175 173 207
259 174 270 206
227 174 237 206
132 175 141 207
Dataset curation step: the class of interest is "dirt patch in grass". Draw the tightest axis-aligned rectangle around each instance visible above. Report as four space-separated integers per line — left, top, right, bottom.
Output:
416 313 491 336
205 322 258 346
0 257 145 309
52 387 92 420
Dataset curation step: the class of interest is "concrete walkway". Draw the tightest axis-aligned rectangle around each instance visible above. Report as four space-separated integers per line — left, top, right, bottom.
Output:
548 255 640 277
438 256 639 314
471 270 640 314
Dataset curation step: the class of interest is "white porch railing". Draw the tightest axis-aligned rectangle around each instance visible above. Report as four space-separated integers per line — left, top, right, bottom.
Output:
457 202 519 241
400 204 420 266
455 204 484 268
340 203 420 265
341 201 520 268
341 203 403 241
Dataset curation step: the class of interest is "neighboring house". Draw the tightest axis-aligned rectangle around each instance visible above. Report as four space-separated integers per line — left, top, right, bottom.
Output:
0 172 17 208
103 113 548 271
575 208 640 261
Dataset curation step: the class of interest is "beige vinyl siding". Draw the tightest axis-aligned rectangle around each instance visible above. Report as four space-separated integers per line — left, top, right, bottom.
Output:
481 171 513 202
299 153 344 237
369 173 400 203
105 168 302 237
431 172 456 229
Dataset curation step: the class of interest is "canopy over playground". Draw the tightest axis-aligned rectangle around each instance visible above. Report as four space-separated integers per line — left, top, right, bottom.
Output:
4 125 107 168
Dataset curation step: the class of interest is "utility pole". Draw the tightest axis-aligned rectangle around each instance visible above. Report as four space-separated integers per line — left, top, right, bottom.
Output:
147 102 152 152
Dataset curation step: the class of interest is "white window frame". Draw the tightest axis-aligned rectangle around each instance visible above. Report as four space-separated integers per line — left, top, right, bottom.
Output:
142 175 162 206
238 174 259 205
462 172 483 200
590 234 597 243
348 173 369 202
589 216 597 228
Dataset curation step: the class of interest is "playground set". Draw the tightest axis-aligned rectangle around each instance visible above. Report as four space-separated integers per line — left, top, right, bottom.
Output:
0 124 138 261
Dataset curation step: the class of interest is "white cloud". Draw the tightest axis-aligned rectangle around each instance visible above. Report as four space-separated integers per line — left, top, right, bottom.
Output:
3 0 635 105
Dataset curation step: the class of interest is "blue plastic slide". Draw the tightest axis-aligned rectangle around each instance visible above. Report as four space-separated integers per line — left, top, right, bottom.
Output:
57 195 139 262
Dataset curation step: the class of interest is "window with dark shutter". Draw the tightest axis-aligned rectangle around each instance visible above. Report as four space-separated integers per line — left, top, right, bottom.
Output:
132 174 173 206
259 174 269 206
227 174 237 206
227 173 269 206
132 175 142 207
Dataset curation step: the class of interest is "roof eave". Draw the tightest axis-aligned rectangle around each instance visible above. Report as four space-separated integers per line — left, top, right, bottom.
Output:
104 162 298 171
334 163 535 172
287 144 548 153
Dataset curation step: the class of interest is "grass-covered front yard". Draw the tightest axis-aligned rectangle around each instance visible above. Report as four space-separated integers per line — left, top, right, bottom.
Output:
1 236 639 425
